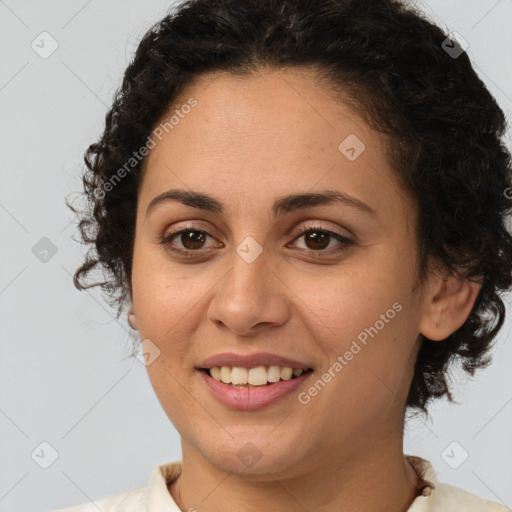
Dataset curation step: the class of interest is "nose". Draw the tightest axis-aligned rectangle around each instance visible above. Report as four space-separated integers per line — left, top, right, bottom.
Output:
206 242 291 337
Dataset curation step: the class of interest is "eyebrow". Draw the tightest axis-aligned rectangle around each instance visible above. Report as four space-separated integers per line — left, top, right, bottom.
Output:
146 188 377 218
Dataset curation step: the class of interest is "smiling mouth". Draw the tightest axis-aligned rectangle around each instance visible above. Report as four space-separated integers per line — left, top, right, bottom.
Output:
199 366 314 387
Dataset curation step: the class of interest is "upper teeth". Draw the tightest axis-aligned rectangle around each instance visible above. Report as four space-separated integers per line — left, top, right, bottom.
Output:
209 366 307 386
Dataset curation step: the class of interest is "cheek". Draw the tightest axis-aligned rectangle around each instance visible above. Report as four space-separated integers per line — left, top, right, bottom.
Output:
297 250 420 407
293 251 412 352
132 241 204 336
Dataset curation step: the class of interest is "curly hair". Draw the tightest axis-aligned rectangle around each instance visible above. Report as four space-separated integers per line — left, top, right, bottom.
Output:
68 0 512 414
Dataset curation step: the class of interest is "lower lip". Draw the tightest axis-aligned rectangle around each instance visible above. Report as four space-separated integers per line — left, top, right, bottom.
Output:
199 370 313 410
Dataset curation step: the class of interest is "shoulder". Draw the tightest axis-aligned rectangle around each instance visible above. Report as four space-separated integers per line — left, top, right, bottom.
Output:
50 487 147 512
429 482 510 511
49 461 183 512
406 456 510 512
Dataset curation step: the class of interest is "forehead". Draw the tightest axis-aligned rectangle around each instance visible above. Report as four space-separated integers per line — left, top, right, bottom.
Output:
138 68 414 225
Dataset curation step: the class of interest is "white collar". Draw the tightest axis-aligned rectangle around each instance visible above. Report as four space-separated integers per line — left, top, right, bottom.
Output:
144 455 438 511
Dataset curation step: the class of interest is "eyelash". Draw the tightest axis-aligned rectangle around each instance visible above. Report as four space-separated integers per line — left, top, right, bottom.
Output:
159 225 354 258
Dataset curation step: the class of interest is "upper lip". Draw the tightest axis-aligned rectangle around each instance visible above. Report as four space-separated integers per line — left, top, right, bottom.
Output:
198 352 313 370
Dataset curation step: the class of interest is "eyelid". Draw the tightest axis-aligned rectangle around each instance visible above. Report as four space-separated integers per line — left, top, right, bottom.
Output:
160 220 355 258
163 219 353 240
161 221 220 240
161 223 222 249
288 225 354 255
289 220 353 240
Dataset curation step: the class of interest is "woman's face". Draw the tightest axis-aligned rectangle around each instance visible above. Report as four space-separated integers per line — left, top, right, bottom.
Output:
131 68 431 478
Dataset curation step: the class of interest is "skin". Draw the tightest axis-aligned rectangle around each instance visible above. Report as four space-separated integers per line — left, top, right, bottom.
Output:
129 67 481 512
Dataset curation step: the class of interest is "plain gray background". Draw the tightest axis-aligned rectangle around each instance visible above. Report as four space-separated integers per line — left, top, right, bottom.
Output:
1 1 511 511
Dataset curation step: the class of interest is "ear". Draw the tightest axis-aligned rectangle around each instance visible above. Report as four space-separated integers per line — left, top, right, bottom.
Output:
128 306 139 330
418 266 482 341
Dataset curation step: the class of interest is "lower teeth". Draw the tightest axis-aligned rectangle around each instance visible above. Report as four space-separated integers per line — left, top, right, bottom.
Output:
227 382 276 387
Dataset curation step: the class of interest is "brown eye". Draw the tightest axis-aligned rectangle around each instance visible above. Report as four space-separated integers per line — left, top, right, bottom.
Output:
291 227 354 256
302 230 331 251
178 230 208 250
160 225 353 259
160 228 218 256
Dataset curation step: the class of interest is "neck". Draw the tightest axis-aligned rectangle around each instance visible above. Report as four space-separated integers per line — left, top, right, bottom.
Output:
168 436 421 512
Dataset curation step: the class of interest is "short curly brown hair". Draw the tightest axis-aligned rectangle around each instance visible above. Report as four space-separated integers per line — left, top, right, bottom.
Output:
68 0 512 414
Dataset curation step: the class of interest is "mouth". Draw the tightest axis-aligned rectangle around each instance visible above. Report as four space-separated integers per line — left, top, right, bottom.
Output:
199 365 314 387
197 365 315 410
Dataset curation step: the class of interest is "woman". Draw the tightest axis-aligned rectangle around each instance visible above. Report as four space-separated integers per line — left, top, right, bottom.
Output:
56 0 512 510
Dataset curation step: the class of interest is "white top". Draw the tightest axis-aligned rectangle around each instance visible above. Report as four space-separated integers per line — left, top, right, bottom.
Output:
51 455 510 511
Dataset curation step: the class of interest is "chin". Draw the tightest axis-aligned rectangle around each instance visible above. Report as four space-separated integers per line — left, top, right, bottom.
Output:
193 428 312 479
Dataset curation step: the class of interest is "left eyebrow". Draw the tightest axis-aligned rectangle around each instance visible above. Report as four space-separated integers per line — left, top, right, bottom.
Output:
145 188 378 218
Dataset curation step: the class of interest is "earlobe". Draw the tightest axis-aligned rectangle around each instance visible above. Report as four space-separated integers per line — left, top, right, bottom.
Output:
128 308 139 330
418 272 482 342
